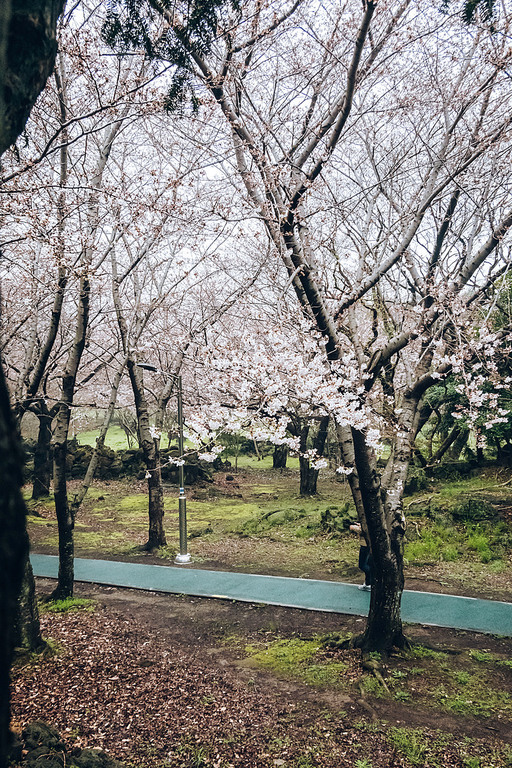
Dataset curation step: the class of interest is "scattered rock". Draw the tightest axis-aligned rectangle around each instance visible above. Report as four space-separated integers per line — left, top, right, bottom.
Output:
23 722 64 752
12 722 125 768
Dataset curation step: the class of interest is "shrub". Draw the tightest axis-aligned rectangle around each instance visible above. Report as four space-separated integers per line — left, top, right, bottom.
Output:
320 503 355 535
452 499 497 522
404 466 429 495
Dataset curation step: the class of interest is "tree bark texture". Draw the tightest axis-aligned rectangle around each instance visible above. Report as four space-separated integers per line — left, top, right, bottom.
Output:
0 0 65 155
0 364 30 768
299 416 329 496
52 432 75 598
0 2 64 764
351 427 406 652
32 408 53 498
52 275 90 599
14 556 44 651
272 444 288 470
146 453 166 549
130 366 167 550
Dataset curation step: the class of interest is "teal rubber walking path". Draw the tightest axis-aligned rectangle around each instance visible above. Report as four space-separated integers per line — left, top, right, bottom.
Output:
31 554 512 637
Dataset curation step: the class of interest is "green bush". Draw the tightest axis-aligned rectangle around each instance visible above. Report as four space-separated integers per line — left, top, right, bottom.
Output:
320 503 355 535
404 466 429 495
452 499 497 522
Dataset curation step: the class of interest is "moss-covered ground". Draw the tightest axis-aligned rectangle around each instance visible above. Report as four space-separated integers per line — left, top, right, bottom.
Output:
25 463 512 600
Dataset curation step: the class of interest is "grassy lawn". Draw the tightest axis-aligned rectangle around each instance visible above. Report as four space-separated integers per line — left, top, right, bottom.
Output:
77 425 132 450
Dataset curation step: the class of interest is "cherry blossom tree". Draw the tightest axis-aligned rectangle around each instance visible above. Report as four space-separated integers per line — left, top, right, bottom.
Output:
109 0 512 651
2 6 177 597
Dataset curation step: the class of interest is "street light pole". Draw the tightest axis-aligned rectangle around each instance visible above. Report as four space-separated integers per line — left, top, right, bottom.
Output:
174 373 191 564
137 363 191 564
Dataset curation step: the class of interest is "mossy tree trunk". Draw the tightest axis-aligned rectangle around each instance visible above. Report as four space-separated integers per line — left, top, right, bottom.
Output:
14 557 44 652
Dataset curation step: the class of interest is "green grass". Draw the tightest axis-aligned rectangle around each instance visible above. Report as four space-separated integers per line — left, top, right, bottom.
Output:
386 727 432 766
77 425 131 450
437 687 511 718
223 453 300 471
243 637 350 687
39 597 95 614
408 644 449 661
405 520 507 565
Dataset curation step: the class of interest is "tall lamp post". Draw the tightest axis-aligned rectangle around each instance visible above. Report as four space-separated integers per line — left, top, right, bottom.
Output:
137 363 191 564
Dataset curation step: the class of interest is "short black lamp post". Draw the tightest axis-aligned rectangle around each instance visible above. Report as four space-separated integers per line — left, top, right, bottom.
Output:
137 363 191 564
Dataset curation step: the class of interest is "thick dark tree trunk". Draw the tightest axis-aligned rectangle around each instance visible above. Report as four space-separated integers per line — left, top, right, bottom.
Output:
272 444 288 469
52 431 74 598
356 543 405 652
299 456 319 496
0 0 65 155
351 427 407 652
145 451 166 550
1 2 65 762
50 275 90 600
14 556 44 651
32 409 52 498
128 364 167 550
299 416 329 497
0 364 30 768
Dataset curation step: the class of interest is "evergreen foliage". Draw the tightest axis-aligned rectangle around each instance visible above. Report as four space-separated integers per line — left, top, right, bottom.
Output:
462 0 497 22
102 0 239 111
441 0 497 23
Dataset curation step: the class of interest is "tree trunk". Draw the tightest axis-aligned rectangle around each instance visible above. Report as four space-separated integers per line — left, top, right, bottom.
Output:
272 444 288 470
0 0 65 155
299 455 319 496
1 1 65 762
32 408 52 498
0 363 30 768
431 424 464 464
146 452 166 549
52 430 74 598
299 416 329 496
14 556 44 651
70 356 126 519
448 427 470 461
351 427 407 652
51 274 90 599
298 424 315 495
127 361 167 550
357 560 405 652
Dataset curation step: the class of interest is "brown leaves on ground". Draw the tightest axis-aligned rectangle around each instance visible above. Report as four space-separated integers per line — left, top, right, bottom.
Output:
10 605 509 768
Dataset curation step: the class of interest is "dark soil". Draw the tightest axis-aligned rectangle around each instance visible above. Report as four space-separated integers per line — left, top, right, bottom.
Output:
17 468 512 766
10 578 512 768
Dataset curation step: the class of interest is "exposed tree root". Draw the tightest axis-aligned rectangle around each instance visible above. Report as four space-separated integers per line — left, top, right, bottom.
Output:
361 657 390 693
348 632 411 656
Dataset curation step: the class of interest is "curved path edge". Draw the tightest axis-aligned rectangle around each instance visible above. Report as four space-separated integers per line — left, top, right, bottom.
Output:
31 554 512 637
